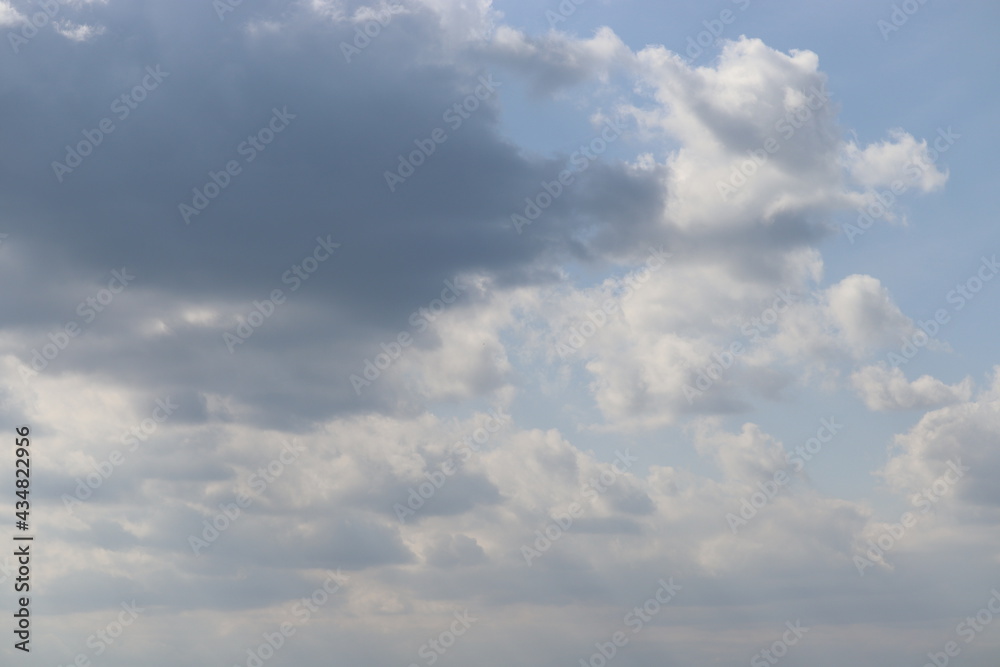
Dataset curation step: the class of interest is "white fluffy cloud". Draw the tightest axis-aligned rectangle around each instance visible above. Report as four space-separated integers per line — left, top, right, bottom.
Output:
843 128 949 193
851 364 972 411
882 368 1000 506
823 274 915 355
0 0 23 26
0 1 991 665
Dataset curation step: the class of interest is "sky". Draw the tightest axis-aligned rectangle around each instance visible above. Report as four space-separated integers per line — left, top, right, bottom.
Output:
0 0 999 665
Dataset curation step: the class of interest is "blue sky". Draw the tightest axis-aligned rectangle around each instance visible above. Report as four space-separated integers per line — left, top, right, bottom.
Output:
489 0 1000 502
1 1 999 665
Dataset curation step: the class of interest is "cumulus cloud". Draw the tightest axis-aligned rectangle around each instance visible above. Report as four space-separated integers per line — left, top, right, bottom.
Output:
843 128 949 193
484 24 633 93
851 364 973 411
0 0 23 26
882 368 1000 507
0 1 991 665
823 275 915 354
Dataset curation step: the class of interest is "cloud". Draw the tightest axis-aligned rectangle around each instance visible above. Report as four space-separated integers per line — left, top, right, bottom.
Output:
823 274 915 355
694 420 789 483
483 24 633 93
843 128 949 193
0 1 991 665
53 19 105 42
424 533 488 567
851 364 973 411
882 368 1000 507
0 0 23 26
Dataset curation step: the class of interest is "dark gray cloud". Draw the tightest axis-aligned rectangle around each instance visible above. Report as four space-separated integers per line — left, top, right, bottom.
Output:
0 0 671 429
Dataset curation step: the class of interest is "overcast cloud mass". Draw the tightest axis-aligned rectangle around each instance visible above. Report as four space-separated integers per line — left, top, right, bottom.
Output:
0 0 999 665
